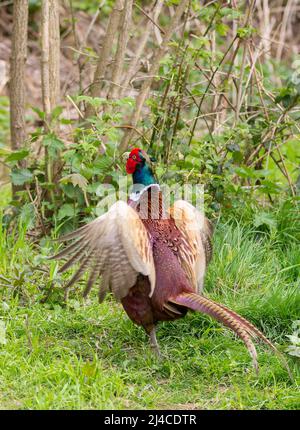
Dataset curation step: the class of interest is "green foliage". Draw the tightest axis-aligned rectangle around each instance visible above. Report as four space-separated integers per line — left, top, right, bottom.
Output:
1 2 300 233
286 321 300 359
2 95 137 231
10 169 33 186
0 320 6 345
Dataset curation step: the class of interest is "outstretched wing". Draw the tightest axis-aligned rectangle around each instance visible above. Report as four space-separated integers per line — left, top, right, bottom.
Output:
168 200 213 293
50 201 156 302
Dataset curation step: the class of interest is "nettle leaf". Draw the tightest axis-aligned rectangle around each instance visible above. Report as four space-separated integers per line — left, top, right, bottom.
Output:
114 97 135 107
216 23 229 37
60 173 88 191
42 134 65 158
5 149 29 163
0 320 7 345
274 86 299 108
237 26 255 39
32 106 45 120
57 203 79 220
11 168 33 185
232 151 243 163
253 212 277 230
106 128 119 142
234 166 256 179
63 149 82 167
286 345 300 358
292 320 300 331
286 334 300 346
76 95 107 108
220 7 242 19
183 155 201 169
227 143 240 152
60 118 73 125
60 183 84 200
20 203 36 229
93 156 112 172
51 106 63 121
86 182 103 194
260 179 281 194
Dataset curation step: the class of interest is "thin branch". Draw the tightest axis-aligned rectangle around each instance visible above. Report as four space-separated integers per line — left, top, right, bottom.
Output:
85 0 124 117
188 35 237 146
118 0 189 153
133 1 165 35
121 0 164 96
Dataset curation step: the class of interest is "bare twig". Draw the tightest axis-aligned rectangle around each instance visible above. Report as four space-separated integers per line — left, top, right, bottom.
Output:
235 40 248 124
276 0 295 62
85 0 124 117
133 1 165 35
118 0 189 153
121 0 164 95
188 35 237 146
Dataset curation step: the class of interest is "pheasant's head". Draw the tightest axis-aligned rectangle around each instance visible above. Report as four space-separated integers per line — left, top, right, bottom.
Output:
126 148 157 186
126 148 148 174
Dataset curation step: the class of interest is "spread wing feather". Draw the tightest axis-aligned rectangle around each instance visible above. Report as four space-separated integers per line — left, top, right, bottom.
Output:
168 200 213 293
50 201 156 301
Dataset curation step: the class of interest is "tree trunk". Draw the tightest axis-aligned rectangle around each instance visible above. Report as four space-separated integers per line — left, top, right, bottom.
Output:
49 0 60 110
41 0 60 123
41 0 60 203
10 0 28 157
41 0 51 122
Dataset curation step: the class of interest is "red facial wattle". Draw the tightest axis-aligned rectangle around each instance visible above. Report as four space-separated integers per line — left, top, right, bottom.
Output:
126 148 142 174
126 157 137 174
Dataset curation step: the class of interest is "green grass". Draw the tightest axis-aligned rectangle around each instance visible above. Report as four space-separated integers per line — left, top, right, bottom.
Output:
0 205 299 409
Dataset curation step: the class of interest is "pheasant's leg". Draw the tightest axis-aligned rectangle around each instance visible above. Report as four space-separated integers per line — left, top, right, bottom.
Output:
149 326 161 357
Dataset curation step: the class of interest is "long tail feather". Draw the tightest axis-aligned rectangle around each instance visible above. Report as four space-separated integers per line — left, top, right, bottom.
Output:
169 292 283 374
203 298 293 379
215 302 274 349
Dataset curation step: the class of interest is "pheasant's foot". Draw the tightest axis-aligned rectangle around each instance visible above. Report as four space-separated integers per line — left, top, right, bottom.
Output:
149 327 161 358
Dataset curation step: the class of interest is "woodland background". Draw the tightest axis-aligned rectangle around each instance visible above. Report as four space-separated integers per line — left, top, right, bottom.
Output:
0 0 299 409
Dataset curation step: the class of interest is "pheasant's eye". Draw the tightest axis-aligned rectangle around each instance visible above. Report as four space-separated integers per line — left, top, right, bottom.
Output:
132 155 137 160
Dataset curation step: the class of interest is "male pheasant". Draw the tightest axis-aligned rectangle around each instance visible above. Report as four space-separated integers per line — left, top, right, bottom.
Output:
50 148 279 373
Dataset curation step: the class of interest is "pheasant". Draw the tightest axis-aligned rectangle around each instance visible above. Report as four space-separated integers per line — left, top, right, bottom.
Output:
50 148 281 373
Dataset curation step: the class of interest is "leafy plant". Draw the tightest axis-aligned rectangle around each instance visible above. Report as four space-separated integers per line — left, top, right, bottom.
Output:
286 321 300 358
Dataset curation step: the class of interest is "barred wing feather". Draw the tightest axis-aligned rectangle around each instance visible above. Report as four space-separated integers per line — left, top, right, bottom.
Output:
50 201 156 301
168 200 213 293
